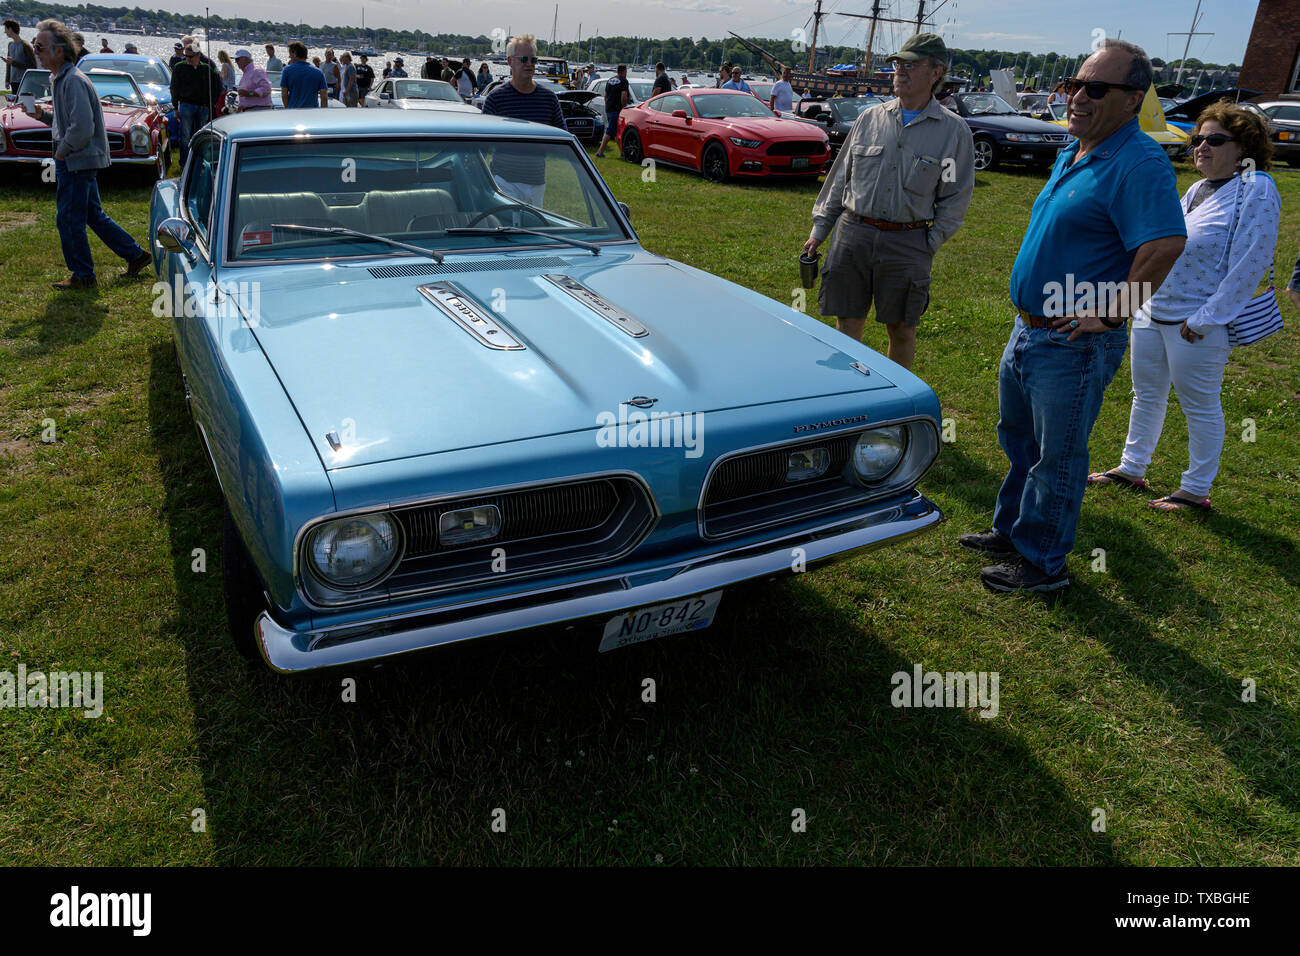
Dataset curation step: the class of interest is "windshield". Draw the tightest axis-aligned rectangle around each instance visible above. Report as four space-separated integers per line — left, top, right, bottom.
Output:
832 97 878 121
628 81 654 101
87 73 144 106
959 93 1016 115
17 69 51 99
229 137 628 262
395 80 460 101
81 58 168 86
1049 103 1067 121
537 59 567 77
1269 104 1300 122
691 93 775 119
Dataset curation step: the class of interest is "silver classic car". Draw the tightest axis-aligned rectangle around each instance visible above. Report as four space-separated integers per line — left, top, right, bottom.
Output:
149 109 944 672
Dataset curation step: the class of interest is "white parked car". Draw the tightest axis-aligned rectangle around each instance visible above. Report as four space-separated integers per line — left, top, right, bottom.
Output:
364 78 480 112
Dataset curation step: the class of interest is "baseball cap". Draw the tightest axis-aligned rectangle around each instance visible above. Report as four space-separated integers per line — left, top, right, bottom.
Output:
174 42 184 50
888 32 948 62
235 48 252 60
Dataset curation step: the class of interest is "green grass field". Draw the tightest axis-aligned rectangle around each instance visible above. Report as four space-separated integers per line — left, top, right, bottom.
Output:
0 147 1297 865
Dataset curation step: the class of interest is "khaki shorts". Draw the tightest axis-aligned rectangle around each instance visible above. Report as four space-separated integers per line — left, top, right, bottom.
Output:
818 216 934 326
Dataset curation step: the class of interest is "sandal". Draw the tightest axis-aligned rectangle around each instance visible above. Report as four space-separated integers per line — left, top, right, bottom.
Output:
1086 469 1147 489
1148 494 1211 513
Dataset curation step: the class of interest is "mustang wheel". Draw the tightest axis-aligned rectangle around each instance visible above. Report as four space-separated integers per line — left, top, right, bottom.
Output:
621 127 643 164
223 506 268 662
972 136 997 172
702 142 730 182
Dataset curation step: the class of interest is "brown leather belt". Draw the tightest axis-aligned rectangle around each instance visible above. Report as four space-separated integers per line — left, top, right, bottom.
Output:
845 210 930 231
1016 312 1053 329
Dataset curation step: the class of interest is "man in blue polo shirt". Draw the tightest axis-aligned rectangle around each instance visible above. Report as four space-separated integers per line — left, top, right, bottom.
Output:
959 39 1187 593
280 41 327 109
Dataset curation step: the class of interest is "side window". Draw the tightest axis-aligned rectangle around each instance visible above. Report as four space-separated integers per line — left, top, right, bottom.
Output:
184 137 220 246
661 95 688 115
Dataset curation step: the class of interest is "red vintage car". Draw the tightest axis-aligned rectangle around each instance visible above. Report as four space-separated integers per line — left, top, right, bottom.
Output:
617 88 831 182
0 68 171 181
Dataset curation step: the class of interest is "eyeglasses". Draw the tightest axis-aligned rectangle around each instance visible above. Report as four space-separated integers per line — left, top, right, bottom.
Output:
1062 77 1139 99
891 59 929 72
32 42 46 52
513 56 539 64
1190 133 1237 148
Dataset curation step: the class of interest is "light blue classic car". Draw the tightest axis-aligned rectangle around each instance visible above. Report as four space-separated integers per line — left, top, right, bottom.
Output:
149 109 944 673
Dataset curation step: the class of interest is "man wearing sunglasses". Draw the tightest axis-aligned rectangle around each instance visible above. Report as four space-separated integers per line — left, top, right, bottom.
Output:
959 39 1187 594
805 33 975 371
26 19 150 289
481 34 565 206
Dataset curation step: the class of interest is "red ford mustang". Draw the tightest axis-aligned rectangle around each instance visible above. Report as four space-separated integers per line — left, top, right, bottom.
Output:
617 88 830 182
1 68 171 181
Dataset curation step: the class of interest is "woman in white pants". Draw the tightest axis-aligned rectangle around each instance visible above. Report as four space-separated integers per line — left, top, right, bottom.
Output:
1088 103 1280 511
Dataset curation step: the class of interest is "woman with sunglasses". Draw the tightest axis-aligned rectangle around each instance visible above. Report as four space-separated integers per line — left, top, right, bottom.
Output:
1088 103 1280 512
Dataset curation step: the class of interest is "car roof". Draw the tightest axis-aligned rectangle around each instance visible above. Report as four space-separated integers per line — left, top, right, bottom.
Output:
211 108 572 140
80 52 163 64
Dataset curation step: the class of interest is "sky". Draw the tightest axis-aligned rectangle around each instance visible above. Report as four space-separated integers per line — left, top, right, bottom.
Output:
151 0 1259 66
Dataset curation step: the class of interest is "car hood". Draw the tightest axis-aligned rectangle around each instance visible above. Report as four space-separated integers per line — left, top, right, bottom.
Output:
965 113 1066 133
704 116 827 141
241 252 895 468
392 99 480 112
557 90 599 105
1 101 151 131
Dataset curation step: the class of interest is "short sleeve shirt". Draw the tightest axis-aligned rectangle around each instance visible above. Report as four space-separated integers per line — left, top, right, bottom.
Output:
1009 118 1186 316
280 60 327 108
604 77 628 113
652 74 671 97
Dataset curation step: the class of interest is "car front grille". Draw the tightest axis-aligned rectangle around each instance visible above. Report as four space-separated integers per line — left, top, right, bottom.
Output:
376 476 656 599
10 129 52 151
702 434 878 538
767 140 826 156
1042 133 1071 143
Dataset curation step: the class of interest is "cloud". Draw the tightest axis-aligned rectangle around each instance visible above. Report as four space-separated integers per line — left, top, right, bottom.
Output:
960 31 1052 44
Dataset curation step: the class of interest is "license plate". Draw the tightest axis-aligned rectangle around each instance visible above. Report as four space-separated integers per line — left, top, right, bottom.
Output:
791 156 810 169
598 591 723 653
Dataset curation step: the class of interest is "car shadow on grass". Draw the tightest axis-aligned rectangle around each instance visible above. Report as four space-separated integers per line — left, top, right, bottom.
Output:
934 444 1300 815
145 341 1120 865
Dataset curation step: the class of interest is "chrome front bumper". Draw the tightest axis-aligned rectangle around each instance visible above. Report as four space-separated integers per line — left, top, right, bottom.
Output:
254 492 943 673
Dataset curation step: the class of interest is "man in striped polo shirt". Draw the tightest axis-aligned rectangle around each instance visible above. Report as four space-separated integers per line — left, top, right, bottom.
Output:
480 33 566 206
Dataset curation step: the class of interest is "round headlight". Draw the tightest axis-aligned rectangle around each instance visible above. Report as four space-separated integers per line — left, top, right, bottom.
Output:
129 124 151 154
307 513 400 589
851 427 906 483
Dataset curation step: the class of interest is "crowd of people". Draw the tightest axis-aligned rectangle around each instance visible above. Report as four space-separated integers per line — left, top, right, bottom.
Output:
9 20 1299 596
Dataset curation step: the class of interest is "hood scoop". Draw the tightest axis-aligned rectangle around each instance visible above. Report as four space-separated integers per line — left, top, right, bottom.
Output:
542 274 648 338
417 282 525 350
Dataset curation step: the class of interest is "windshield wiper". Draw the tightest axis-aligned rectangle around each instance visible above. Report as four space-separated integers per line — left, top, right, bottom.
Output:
269 223 445 263
444 226 601 255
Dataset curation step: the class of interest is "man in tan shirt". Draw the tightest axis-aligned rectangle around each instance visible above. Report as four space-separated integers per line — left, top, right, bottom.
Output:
804 33 974 369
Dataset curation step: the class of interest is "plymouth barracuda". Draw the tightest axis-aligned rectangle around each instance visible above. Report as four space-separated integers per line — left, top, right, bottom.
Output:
150 109 943 673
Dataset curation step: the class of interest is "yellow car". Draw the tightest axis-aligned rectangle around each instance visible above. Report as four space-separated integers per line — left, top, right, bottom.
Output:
1039 86 1190 160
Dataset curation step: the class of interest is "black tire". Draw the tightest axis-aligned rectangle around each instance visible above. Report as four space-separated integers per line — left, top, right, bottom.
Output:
223 505 268 662
972 136 997 172
702 141 730 182
621 127 643 164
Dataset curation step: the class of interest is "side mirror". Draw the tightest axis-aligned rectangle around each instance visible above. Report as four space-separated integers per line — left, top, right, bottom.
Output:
618 201 630 219
671 109 688 119
379 92 390 101
821 113 834 125
157 217 198 263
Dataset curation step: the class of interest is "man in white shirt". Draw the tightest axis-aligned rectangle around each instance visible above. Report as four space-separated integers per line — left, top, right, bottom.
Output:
770 66 795 112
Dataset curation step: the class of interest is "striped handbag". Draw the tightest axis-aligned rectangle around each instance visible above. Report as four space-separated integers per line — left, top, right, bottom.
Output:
1221 175 1284 348
1227 265 1283 347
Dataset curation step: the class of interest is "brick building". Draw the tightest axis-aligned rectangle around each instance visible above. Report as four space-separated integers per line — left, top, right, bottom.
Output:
1239 0 1300 95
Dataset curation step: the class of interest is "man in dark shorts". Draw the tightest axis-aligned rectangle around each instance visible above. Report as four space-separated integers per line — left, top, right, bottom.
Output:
804 33 974 370
595 64 628 158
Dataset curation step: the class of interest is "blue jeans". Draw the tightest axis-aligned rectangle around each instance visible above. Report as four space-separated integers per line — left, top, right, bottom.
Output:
54 160 145 280
176 102 210 169
992 317 1129 576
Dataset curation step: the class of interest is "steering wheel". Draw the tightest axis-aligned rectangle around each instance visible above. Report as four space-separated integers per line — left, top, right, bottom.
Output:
101 94 131 104
466 203 549 227
467 204 548 227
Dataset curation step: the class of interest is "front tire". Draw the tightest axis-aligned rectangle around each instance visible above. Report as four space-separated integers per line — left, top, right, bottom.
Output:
972 136 997 172
621 127 643 163
223 506 268 662
702 141 730 182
